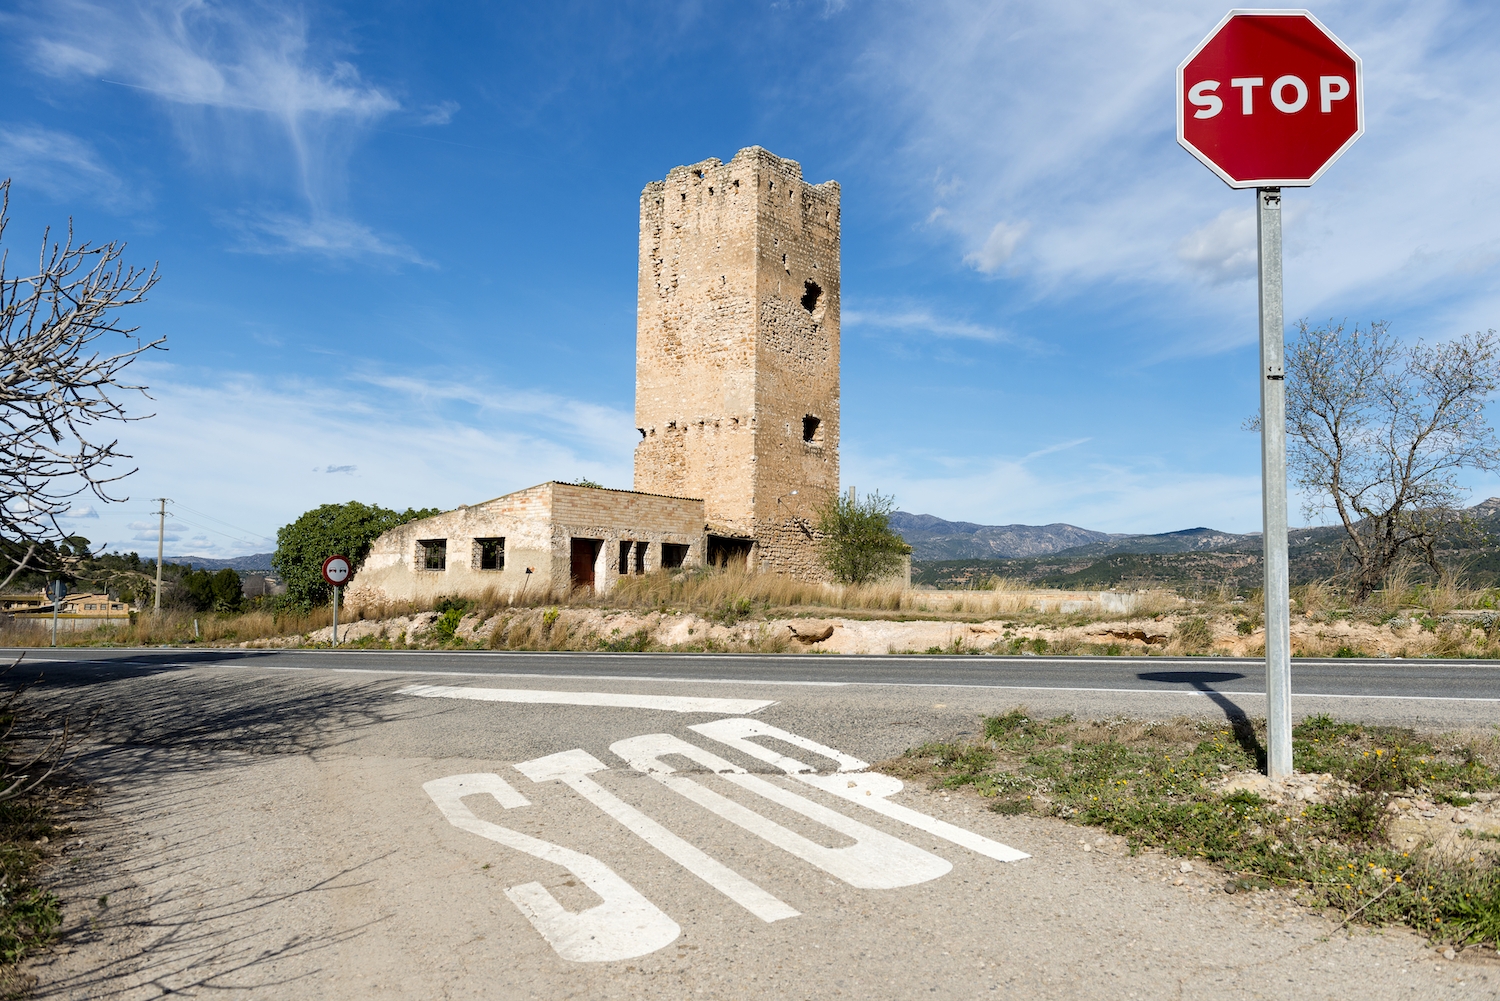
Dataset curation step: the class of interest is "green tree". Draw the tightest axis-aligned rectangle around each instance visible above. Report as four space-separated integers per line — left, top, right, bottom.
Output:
815 490 911 584
178 567 243 613
273 501 439 607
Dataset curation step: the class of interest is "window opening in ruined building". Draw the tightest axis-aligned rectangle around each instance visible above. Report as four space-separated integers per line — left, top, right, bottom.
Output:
476 538 505 571
618 540 632 575
707 536 752 571
418 539 447 571
803 415 822 445
801 280 822 313
570 538 602 592
634 541 647 575
661 543 688 569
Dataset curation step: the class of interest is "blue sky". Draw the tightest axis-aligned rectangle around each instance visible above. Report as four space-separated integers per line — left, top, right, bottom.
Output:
4 0 1499 558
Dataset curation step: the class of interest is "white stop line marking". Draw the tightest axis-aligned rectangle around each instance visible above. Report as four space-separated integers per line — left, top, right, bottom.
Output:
397 684 775 714
413 690 1029 963
515 748 800 924
691 718 1030 863
423 773 680 962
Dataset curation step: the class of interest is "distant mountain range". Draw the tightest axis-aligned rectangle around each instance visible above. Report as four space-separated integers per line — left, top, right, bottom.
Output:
888 512 1258 561
902 498 1500 591
168 553 276 573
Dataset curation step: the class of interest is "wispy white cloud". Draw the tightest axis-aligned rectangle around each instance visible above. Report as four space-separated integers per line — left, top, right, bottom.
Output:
0 123 131 205
844 305 1014 344
1177 207 1256 285
847 444 1264 534
417 100 460 126
85 362 637 558
227 210 431 264
964 220 1029 275
1022 438 1090 463
854 0 1500 345
25 0 416 260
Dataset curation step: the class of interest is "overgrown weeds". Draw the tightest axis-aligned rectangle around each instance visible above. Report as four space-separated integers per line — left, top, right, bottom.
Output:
879 710 1500 946
0 661 83 988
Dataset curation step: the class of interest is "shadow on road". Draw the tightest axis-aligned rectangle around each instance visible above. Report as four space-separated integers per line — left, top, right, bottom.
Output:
1137 670 1267 771
28 772 395 999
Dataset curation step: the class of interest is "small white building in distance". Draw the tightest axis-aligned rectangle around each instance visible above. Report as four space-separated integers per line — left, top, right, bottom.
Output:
346 482 705 606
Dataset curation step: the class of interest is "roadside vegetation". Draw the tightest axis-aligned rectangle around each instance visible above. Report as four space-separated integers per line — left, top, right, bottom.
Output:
12 560 1500 657
0 660 88 996
881 710 1500 949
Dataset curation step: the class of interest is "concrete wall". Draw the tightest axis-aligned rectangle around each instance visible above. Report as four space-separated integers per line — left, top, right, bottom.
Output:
634 146 839 581
346 483 707 607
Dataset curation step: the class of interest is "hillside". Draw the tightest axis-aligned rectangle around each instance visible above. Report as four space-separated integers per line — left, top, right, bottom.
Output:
908 499 1500 592
891 512 1256 561
887 513 1112 559
168 553 275 573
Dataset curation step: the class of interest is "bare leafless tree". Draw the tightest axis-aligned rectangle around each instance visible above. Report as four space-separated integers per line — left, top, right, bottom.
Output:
0 180 163 589
1284 320 1500 601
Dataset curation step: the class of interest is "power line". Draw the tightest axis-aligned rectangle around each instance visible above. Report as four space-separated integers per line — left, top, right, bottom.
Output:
170 502 276 544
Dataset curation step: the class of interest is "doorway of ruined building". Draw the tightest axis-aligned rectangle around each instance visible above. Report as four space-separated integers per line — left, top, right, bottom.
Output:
707 535 753 571
570 538 602 592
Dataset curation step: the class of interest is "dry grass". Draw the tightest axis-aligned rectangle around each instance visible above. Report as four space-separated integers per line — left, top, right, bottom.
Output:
0 607 335 647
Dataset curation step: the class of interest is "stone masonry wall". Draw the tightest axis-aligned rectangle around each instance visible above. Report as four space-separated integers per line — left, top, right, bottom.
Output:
346 482 706 606
634 146 839 581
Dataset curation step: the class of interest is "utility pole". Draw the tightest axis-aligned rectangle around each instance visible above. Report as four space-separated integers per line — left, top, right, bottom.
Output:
154 498 169 614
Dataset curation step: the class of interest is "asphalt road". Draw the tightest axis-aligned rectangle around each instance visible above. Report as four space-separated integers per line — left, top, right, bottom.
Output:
9 647 1500 726
8 648 1496 998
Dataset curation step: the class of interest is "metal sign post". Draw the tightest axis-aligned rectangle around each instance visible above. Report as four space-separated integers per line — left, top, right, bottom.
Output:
1257 188 1292 779
322 555 352 647
48 580 66 648
1178 10 1364 780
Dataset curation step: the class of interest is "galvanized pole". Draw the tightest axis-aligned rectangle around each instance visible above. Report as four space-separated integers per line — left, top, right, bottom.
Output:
1256 187 1293 780
332 585 339 647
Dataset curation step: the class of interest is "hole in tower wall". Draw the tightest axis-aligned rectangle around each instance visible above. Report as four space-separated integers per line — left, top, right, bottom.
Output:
803 415 821 444
801 280 823 313
782 253 789 273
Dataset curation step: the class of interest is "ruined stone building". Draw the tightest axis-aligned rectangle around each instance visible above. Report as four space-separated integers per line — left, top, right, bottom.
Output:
347 147 844 605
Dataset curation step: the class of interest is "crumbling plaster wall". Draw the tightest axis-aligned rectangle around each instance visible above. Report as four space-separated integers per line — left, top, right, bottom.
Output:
346 483 556 607
345 483 707 607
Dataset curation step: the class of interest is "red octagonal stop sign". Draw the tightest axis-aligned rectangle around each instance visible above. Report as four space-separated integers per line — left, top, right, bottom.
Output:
1178 9 1363 188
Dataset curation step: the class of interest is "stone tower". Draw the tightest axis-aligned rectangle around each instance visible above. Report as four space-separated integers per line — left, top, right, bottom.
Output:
634 146 840 578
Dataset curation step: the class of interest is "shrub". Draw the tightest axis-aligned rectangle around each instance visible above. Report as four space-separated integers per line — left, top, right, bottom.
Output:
815 490 910 584
1173 616 1213 654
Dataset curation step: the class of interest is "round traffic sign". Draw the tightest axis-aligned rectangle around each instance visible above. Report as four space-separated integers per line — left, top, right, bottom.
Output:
1178 10 1363 188
322 554 352 588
